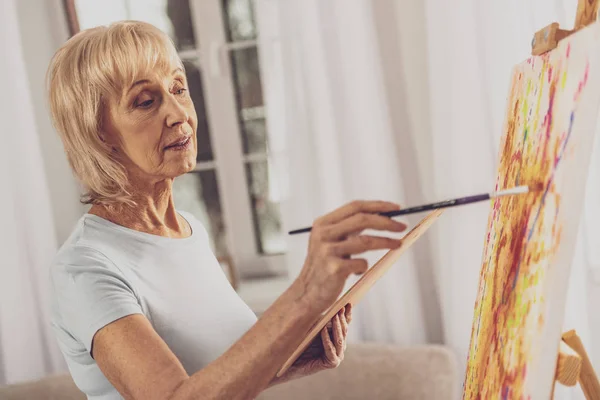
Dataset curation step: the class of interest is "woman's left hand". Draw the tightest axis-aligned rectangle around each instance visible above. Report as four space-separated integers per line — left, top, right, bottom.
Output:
273 304 352 384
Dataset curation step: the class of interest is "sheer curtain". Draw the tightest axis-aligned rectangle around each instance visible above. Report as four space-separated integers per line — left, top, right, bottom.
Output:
0 0 65 385
259 0 598 398
256 0 443 345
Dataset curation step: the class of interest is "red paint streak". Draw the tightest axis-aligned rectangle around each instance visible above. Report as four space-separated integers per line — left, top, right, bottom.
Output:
574 61 590 101
501 212 530 302
511 150 523 162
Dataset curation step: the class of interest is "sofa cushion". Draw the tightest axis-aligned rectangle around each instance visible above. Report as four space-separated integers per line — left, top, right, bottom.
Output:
0 343 458 400
0 374 85 400
258 343 458 400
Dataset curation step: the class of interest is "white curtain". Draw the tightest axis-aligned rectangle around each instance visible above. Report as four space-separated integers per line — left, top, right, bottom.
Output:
0 0 66 385
258 0 599 398
256 0 443 346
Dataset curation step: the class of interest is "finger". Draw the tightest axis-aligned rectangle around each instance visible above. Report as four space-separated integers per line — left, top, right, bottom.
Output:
323 213 407 240
339 309 348 336
316 200 401 226
345 303 353 324
321 325 337 362
340 258 369 275
333 235 402 257
332 314 344 355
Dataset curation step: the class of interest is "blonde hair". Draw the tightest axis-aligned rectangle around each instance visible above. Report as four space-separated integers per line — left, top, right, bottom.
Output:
47 20 182 206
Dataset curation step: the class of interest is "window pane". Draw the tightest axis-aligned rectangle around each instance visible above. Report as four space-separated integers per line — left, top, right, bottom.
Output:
245 161 286 255
163 0 197 51
241 115 267 155
231 48 267 155
183 61 214 162
172 170 228 258
230 47 264 109
74 0 197 51
223 0 257 42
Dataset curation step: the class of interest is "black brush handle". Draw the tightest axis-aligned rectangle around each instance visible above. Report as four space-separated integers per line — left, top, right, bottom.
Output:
288 193 490 235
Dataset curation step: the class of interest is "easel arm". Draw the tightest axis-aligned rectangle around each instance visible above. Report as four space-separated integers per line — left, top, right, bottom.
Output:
556 342 582 387
532 0 600 55
562 330 600 400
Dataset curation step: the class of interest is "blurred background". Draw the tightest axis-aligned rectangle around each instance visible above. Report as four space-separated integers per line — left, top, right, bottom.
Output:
1 0 599 398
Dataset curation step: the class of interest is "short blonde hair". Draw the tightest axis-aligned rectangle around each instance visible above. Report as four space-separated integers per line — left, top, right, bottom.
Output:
47 21 182 206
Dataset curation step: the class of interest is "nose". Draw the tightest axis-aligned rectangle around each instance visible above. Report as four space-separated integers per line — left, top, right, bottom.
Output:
165 95 189 128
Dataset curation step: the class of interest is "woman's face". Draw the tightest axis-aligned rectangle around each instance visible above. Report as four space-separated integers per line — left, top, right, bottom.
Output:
103 61 198 183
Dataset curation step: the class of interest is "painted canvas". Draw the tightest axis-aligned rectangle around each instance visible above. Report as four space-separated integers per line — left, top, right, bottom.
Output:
463 24 600 400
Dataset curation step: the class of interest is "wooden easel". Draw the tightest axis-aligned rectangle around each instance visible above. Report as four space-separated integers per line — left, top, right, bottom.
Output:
554 330 600 399
531 1 600 398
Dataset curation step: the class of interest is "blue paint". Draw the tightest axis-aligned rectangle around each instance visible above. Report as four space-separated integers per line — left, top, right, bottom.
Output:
527 111 574 242
511 111 575 292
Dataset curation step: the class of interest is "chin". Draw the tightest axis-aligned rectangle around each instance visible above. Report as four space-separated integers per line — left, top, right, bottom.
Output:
167 155 197 179
180 156 197 174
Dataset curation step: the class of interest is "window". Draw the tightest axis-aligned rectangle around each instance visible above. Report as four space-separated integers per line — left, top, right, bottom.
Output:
64 0 287 281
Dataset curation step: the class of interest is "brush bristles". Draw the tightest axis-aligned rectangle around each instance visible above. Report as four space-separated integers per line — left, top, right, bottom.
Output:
493 185 530 198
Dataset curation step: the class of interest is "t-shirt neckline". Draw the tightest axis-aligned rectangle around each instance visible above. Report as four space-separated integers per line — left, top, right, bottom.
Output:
83 212 197 245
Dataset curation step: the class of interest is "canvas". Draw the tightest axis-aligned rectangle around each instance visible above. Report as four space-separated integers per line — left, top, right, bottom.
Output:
463 23 600 399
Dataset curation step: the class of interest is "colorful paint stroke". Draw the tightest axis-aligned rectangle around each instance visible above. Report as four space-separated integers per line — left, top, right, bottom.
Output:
463 24 600 400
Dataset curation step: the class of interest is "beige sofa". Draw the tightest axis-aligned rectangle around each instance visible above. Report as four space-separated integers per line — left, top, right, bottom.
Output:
0 343 458 399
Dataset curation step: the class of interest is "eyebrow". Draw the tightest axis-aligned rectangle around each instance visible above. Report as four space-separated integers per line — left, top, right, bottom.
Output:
127 68 185 94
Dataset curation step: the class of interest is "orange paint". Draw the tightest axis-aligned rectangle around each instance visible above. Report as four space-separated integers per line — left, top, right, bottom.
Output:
463 44 592 399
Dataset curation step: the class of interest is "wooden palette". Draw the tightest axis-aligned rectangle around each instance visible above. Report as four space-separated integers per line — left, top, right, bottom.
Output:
277 209 443 377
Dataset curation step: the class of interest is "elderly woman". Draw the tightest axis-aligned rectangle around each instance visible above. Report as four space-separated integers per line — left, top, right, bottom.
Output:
47 21 407 400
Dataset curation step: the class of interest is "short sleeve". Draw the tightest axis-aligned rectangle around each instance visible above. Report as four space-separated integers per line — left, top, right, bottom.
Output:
51 246 143 356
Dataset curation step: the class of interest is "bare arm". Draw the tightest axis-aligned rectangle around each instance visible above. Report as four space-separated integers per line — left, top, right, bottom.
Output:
92 200 407 400
93 280 316 400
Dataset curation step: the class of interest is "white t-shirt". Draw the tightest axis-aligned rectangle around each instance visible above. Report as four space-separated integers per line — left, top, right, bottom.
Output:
50 212 258 400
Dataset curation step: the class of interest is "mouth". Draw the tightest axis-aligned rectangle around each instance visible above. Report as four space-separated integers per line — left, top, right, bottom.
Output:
164 136 192 152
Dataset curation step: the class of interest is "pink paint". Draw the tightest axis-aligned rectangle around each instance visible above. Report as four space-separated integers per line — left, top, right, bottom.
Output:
548 66 553 83
574 61 590 101
566 43 571 58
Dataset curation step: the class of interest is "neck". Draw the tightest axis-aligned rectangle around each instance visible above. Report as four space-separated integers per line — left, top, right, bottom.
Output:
89 178 191 239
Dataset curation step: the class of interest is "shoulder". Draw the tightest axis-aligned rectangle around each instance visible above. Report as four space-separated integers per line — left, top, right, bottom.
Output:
52 243 117 280
50 243 143 354
50 243 138 314
52 216 118 278
50 217 132 293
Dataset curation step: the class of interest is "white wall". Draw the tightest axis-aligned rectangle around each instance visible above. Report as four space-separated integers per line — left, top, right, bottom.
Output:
16 0 88 245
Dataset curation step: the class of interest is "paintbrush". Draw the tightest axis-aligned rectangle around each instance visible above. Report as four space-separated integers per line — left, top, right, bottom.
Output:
288 185 534 235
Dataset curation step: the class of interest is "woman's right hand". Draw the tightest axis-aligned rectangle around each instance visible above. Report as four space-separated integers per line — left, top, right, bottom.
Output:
295 200 408 315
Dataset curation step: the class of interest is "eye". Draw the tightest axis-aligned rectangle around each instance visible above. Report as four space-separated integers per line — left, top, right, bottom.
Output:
136 99 154 108
175 87 187 96
134 93 154 109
